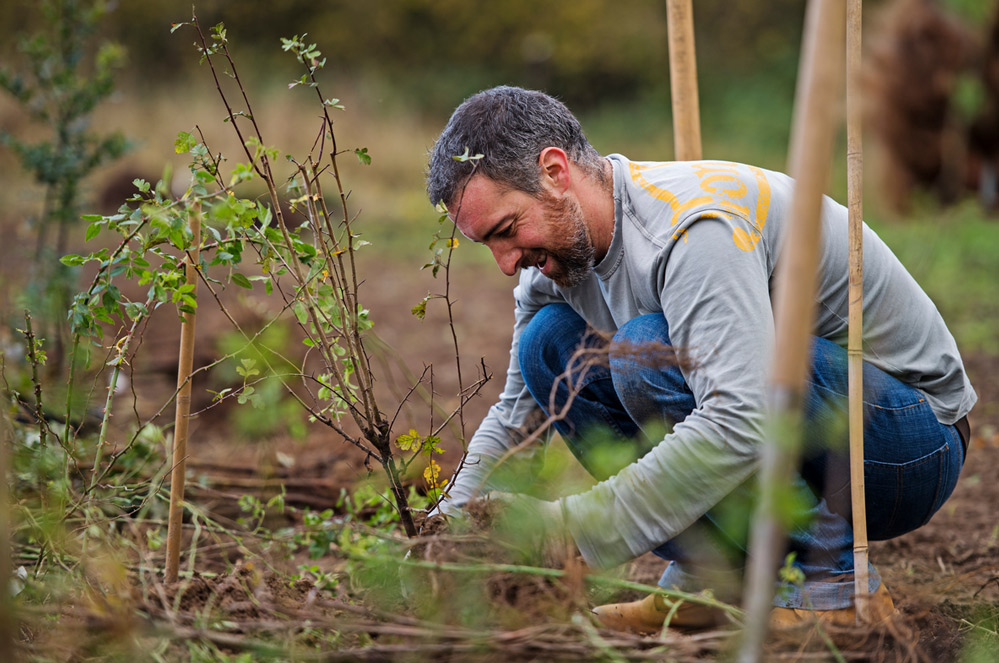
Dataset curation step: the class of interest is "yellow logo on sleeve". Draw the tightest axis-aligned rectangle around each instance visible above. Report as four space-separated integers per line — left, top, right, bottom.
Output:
629 161 771 251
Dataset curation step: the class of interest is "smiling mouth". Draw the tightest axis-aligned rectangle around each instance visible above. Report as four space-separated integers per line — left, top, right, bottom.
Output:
519 252 548 273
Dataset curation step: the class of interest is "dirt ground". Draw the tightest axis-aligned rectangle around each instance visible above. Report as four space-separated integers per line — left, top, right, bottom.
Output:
117 250 998 661
5 220 997 660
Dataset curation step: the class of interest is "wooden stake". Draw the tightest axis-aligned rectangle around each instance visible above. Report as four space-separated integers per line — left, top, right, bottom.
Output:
165 202 202 584
846 0 870 624
737 1 845 661
666 0 702 160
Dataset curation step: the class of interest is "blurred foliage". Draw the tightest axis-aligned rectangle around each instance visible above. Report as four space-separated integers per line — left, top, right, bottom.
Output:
0 0 808 112
942 0 998 23
0 0 130 375
868 202 999 354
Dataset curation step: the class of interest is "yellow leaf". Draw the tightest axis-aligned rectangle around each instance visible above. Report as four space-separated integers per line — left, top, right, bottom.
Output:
396 428 421 451
424 459 442 487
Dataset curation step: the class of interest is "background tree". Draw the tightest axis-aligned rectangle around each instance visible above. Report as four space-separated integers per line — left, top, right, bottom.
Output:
0 0 128 375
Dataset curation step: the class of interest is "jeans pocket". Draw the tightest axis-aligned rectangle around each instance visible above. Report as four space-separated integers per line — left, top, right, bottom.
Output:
869 438 960 539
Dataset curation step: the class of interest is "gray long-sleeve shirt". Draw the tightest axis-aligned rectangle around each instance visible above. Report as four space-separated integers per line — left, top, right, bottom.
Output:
447 155 977 569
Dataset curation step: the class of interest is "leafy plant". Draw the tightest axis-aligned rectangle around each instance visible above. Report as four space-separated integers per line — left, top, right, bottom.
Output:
54 13 487 550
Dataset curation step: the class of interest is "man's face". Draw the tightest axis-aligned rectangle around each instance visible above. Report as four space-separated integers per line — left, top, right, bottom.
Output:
453 174 595 288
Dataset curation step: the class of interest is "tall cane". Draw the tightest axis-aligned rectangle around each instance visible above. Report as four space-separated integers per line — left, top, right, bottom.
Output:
666 0 702 161
846 0 871 624
737 1 846 661
165 202 202 583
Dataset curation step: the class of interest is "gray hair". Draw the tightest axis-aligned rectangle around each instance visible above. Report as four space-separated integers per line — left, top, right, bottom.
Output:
426 86 605 208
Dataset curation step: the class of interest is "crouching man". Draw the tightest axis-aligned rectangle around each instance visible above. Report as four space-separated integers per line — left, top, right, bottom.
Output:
425 86 976 631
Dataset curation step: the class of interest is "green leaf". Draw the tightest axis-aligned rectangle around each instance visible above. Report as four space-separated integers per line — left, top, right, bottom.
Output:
293 301 309 326
230 272 252 289
175 130 197 154
60 254 85 267
85 222 101 242
237 385 260 407
411 295 430 320
422 435 444 456
236 358 259 379
257 203 272 228
124 301 147 321
452 147 484 162
354 147 371 165
208 388 232 403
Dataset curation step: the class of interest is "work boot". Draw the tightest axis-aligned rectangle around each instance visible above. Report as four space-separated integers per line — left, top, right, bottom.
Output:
769 584 896 629
592 593 729 634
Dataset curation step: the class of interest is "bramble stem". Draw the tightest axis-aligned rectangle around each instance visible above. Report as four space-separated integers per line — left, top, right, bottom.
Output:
22 311 47 448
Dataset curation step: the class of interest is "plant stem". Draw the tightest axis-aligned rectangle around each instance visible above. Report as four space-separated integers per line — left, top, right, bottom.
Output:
90 362 121 493
22 311 47 448
383 449 417 538
63 334 80 449
356 547 743 620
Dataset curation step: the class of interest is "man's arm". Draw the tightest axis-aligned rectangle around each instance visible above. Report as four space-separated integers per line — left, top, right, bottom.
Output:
564 215 775 567
441 285 558 510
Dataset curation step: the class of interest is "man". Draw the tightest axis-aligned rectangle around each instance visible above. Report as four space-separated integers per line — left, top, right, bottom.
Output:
425 86 976 631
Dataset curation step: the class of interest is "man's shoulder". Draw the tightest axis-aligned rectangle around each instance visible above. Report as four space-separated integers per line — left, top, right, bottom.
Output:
610 155 792 240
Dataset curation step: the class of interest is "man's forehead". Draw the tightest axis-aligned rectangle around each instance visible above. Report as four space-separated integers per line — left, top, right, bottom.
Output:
449 174 503 220
449 174 519 241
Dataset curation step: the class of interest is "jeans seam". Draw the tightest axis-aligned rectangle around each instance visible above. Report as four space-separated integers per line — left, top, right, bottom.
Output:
868 402 926 413
923 443 949 527
865 443 948 469
806 381 928 412
887 464 903 536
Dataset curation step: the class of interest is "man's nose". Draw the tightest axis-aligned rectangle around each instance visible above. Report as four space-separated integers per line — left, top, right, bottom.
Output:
488 242 520 276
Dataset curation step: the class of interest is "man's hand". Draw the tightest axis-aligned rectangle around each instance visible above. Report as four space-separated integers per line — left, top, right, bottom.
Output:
485 491 581 568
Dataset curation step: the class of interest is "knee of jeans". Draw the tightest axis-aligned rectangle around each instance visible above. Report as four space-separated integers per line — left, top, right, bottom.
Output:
613 313 672 346
519 304 586 383
610 313 672 376
609 313 688 417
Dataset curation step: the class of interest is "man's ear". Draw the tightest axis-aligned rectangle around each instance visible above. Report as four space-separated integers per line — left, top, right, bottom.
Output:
538 147 571 194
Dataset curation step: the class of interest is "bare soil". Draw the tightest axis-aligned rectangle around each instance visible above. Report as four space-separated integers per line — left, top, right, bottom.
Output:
140 254 998 662
5 220 997 660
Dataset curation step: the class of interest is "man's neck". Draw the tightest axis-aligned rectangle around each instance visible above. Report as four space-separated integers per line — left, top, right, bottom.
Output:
577 158 616 262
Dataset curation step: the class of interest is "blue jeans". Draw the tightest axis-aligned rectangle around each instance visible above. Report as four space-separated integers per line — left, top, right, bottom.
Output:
518 304 966 609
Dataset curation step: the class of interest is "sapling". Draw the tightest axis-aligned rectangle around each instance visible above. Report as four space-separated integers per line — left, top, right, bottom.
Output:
56 14 490 586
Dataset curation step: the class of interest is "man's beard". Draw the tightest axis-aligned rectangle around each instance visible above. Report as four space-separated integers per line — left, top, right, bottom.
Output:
542 194 595 288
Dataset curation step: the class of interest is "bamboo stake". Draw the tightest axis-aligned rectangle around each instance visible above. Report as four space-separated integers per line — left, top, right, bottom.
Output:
737 1 845 661
666 0 702 161
846 0 870 624
165 202 202 583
